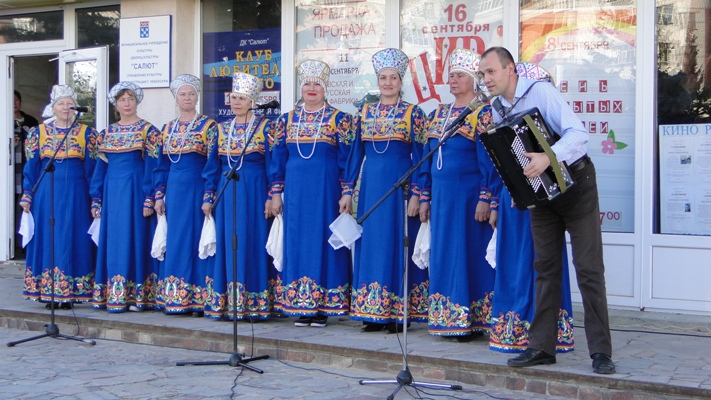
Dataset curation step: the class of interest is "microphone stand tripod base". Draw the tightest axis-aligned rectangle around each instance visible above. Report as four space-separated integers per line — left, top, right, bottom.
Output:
176 352 269 374
359 367 462 400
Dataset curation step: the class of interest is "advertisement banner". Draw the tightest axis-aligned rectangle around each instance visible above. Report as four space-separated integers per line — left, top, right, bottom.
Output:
400 0 504 114
202 28 282 124
520 4 637 233
659 124 711 236
295 0 386 115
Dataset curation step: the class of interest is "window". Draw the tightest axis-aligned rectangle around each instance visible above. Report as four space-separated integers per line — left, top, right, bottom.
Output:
656 1 711 236
201 0 282 122
0 11 63 43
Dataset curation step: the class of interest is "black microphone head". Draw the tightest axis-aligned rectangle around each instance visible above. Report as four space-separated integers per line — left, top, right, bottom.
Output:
262 100 280 109
70 106 90 113
250 100 280 110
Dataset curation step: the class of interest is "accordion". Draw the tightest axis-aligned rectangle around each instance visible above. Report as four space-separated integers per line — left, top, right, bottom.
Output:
480 107 575 210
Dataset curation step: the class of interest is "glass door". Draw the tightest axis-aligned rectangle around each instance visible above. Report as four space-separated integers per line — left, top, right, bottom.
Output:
59 46 109 132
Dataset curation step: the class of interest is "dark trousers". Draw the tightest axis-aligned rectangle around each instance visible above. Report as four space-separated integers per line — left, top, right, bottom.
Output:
527 161 612 357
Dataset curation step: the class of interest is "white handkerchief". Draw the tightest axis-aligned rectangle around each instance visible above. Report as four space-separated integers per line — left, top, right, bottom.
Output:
485 228 497 269
328 212 362 250
19 212 35 248
412 221 431 270
87 217 101 246
151 214 168 261
198 215 216 259
266 214 284 272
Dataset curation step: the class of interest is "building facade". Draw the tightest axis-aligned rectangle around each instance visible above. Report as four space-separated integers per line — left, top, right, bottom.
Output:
1 0 709 315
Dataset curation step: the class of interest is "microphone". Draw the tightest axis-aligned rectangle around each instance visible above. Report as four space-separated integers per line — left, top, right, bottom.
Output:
70 106 90 113
249 100 280 110
443 98 483 134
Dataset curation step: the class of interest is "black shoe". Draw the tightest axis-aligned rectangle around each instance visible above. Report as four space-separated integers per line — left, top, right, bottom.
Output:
386 321 410 334
294 316 313 327
59 303 73 310
592 353 616 374
362 322 385 332
310 316 328 328
45 302 59 310
191 311 204 318
507 349 556 367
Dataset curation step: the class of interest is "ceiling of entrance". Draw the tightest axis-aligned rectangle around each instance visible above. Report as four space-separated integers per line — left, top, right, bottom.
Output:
0 0 91 10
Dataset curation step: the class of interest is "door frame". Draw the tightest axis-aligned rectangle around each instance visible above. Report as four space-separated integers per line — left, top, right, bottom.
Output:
1 42 66 261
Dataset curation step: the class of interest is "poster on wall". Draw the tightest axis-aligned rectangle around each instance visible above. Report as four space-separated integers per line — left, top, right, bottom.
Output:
120 15 172 88
520 3 637 233
296 0 386 115
400 0 504 114
659 124 711 236
203 28 281 124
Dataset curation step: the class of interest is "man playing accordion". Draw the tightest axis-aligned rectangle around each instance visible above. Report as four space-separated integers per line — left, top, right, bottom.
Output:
479 47 616 375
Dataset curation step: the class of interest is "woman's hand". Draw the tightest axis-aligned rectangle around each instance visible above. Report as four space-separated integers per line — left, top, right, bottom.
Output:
270 193 283 215
20 202 31 213
143 207 154 217
201 203 213 218
92 208 101 219
264 199 272 219
407 195 420 217
419 202 430 222
474 201 490 222
489 210 498 230
339 194 352 215
155 199 165 215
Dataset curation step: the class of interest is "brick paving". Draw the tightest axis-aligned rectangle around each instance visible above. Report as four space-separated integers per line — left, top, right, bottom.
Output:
1 260 710 399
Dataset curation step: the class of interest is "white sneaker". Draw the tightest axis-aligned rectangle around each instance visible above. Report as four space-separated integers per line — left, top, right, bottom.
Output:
128 305 140 312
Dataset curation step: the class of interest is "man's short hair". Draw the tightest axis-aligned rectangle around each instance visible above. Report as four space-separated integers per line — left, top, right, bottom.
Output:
14 90 21 102
482 47 515 69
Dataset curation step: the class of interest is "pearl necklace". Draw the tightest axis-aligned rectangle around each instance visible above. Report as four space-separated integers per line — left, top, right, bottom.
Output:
226 115 256 170
166 113 198 164
371 100 398 155
295 105 326 160
436 104 455 171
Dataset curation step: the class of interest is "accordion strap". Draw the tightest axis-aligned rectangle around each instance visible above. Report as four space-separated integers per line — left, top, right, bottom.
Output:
523 114 569 193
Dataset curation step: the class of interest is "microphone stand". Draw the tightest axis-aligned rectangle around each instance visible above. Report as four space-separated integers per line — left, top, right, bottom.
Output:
177 111 269 373
358 108 474 398
8 111 96 347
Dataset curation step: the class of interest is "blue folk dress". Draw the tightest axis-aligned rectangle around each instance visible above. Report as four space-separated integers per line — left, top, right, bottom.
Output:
418 103 497 336
22 122 98 303
269 106 353 317
489 186 575 353
344 101 429 324
90 120 162 312
203 117 276 320
154 115 218 314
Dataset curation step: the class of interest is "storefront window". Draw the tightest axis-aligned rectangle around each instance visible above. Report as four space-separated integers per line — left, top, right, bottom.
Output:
657 1 711 236
401 0 504 114
76 5 120 123
520 0 637 233
295 0 386 115
202 0 282 122
0 11 63 43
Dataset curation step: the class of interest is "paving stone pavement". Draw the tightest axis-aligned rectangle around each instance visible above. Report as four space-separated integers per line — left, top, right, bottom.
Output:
2 260 711 399
0 326 570 400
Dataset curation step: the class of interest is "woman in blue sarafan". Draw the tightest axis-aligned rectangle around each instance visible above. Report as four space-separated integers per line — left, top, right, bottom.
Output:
21 85 98 308
269 59 353 328
91 81 161 312
154 74 219 316
203 72 276 321
488 62 574 353
340 48 429 333
418 49 498 340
